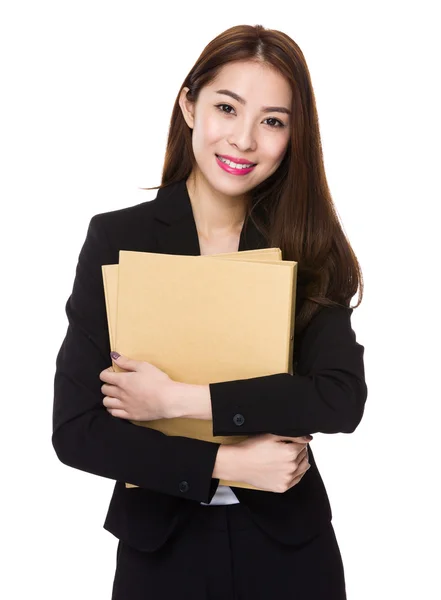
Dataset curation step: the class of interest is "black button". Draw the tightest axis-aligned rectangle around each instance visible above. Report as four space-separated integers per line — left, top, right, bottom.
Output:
233 413 245 426
179 481 189 493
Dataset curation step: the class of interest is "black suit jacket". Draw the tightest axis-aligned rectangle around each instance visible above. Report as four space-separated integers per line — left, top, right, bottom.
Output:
52 178 368 552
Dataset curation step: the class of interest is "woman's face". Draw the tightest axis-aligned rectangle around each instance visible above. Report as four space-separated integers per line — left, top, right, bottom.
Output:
179 60 292 198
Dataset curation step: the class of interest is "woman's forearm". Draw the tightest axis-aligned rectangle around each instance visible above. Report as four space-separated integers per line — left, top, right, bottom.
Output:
168 383 243 481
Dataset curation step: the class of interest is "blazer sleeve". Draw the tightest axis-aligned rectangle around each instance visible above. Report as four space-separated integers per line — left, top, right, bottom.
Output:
209 305 368 437
52 215 221 504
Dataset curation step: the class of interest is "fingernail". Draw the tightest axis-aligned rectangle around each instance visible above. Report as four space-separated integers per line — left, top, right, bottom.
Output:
304 435 313 441
110 351 120 360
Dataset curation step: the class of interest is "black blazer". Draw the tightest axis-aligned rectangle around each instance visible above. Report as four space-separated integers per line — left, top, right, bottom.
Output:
52 178 368 552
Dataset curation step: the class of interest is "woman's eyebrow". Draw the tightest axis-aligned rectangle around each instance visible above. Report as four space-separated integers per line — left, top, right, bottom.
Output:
215 89 291 115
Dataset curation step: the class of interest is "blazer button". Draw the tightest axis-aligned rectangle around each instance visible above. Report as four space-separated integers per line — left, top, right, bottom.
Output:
179 481 190 493
233 413 245 426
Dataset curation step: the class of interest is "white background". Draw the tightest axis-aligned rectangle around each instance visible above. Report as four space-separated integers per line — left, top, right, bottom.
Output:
1 1 440 598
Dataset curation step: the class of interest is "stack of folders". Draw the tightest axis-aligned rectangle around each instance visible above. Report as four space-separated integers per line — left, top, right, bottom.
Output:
101 248 298 491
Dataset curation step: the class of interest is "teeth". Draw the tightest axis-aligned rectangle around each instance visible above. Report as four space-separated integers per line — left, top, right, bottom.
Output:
218 156 255 169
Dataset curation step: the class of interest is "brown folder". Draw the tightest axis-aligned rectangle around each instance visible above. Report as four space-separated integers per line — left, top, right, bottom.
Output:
102 249 283 366
101 249 297 490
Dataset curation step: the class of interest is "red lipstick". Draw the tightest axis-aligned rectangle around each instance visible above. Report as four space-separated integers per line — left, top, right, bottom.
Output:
215 154 257 176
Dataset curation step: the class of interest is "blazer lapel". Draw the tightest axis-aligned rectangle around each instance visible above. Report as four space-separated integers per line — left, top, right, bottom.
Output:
152 178 267 256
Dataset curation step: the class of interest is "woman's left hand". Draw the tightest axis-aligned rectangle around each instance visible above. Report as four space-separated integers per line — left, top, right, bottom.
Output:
99 353 174 421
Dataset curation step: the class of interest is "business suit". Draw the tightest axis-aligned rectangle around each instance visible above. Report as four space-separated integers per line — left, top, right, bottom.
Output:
52 178 367 595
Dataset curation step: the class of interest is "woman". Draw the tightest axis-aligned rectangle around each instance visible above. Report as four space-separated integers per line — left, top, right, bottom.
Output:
52 24 367 599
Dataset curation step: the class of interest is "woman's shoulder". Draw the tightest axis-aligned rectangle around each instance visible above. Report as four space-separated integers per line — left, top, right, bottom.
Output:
92 195 159 233
85 193 164 256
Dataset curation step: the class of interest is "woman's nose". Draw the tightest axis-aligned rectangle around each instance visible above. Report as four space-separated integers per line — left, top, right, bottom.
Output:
228 121 257 153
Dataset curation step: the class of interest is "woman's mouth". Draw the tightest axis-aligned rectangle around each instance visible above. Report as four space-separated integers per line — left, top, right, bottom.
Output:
215 154 257 176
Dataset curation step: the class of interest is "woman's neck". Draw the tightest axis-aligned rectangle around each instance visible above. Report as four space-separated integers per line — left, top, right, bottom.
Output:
186 171 247 240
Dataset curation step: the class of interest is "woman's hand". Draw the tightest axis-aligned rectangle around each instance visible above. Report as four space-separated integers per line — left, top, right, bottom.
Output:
229 433 312 493
99 352 174 421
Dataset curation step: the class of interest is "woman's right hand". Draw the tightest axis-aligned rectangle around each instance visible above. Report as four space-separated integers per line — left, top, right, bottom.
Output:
233 434 312 493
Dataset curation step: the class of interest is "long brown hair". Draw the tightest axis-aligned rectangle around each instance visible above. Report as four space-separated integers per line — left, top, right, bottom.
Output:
142 24 363 335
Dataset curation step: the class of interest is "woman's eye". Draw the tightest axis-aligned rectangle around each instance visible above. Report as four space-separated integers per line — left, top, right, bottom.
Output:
215 104 285 128
264 117 285 129
216 103 235 114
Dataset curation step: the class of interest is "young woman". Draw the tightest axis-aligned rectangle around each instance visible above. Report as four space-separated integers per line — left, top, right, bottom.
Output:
52 24 367 599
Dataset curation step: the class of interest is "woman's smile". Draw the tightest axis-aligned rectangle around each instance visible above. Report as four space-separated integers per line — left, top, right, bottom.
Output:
215 154 257 175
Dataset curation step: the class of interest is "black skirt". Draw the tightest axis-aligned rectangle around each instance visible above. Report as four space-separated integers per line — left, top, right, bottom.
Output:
111 502 346 599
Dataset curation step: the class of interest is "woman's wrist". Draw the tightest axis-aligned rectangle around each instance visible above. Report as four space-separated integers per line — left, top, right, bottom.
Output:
212 444 242 481
167 381 213 420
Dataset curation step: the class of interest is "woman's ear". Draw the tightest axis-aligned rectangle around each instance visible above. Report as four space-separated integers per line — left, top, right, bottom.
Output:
178 86 195 129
